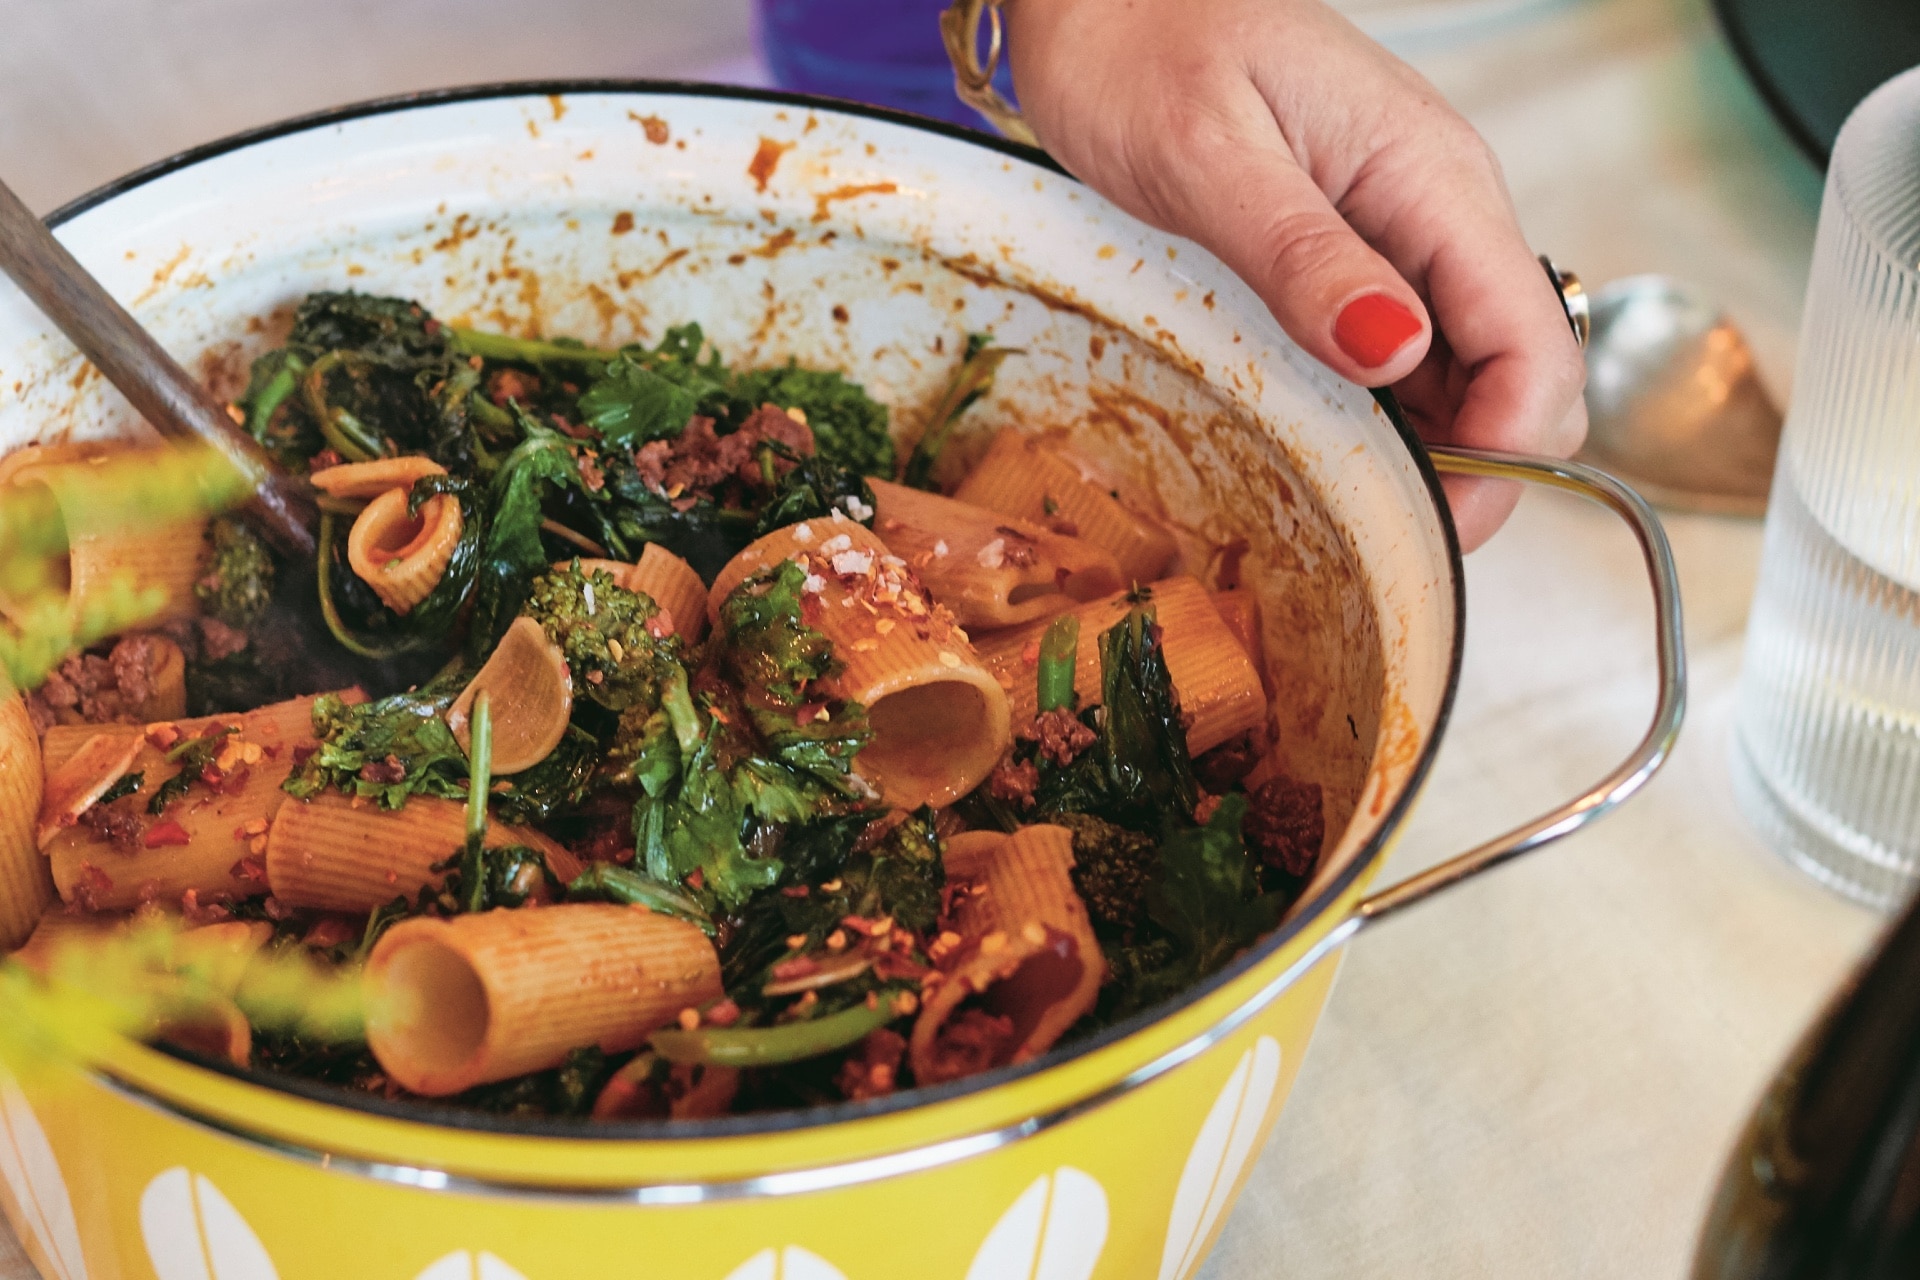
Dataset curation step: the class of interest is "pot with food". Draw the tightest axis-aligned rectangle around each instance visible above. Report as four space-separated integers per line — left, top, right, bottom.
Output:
0 85 1680 1280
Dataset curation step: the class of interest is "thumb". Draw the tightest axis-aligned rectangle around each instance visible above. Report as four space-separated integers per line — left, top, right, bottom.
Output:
1150 119 1431 386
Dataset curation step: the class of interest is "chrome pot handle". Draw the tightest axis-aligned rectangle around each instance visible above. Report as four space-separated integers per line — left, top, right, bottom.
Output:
1351 445 1687 927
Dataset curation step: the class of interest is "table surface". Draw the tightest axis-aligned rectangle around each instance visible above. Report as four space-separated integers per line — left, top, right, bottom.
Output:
0 1 1881 1277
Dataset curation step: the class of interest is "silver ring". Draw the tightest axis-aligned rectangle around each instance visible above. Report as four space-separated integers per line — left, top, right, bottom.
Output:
1539 255 1590 350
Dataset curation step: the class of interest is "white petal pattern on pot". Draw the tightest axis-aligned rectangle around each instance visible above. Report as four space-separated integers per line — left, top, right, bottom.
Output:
0 1067 88 1280
722 1245 849 1280
1156 1036 1283 1280
413 1250 531 1280
140 1168 279 1280
964 1167 1109 1280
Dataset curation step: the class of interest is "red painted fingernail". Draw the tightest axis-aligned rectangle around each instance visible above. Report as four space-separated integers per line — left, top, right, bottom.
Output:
1334 293 1423 368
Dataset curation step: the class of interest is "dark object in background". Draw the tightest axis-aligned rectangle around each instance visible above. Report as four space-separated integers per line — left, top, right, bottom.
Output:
1693 889 1920 1278
1714 0 1920 165
756 0 1014 130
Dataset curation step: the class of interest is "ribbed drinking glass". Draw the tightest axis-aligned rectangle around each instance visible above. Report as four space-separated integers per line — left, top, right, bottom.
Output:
1734 67 1920 909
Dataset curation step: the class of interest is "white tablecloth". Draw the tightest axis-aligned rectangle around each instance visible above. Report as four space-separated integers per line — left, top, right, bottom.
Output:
0 1 1884 1277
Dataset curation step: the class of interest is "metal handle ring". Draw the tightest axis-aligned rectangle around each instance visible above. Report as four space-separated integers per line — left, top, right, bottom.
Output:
1352 445 1686 926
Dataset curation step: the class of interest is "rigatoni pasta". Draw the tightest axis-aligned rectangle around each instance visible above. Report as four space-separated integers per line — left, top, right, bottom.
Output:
974 576 1267 754
0 675 49 952
867 479 1124 628
265 790 583 914
711 518 1012 809
0 443 207 629
952 427 1178 584
912 824 1104 1085
41 694 336 911
2 289 1336 1122
365 902 721 1095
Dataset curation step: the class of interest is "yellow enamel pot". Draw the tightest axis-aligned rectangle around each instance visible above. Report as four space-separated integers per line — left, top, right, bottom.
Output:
0 85 1684 1280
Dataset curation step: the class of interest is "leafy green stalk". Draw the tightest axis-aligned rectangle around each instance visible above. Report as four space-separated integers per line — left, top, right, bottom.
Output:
649 999 899 1068
567 864 715 935
465 691 492 852
449 329 619 366
1036 614 1081 713
900 333 1017 489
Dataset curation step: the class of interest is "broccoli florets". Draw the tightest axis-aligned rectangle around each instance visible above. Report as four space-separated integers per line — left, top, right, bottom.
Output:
194 516 275 630
1056 811 1159 933
522 561 677 713
730 363 893 477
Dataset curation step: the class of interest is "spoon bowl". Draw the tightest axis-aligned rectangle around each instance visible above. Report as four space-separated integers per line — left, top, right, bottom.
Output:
1580 274 1783 517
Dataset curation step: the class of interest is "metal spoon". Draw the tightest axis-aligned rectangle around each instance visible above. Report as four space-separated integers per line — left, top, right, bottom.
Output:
1579 274 1783 517
0 175 314 556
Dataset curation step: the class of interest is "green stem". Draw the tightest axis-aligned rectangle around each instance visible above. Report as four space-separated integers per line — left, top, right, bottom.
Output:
566 864 714 935
303 352 382 462
315 512 412 661
466 691 493 850
246 355 306 443
449 328 622 366
649 999 899 1068
1036 613 1081 713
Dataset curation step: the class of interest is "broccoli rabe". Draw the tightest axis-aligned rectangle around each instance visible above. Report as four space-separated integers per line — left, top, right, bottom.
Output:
522 561 678 713
1054 811 1158 933
730 362 893 477
283 678 469 809
195 516 275 630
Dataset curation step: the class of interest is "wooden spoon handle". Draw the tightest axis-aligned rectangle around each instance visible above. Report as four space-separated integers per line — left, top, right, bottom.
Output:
0 176 314 557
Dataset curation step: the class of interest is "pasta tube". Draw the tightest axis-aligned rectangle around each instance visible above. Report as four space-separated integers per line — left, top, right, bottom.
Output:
974 577 1267 756
309 456 445 500
264 790 583 914
447 615 573 774
711 518 1013 809
911 824 1104 1085
952 428 1178 584
0 676 49 952
42 694 334 911
346 486 463 615
867 479 1124 628
0 444 206 630
366 903 722 1096
560 545 706 640
626 543 708 642
1209 589 1263 666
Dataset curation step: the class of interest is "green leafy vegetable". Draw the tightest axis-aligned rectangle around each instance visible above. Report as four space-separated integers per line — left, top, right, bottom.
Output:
650 999 900 1068
148 727 237 815
730 362 894 477
195 517 276 630
566 863 715 934
283 677 468 809
753 454 877 536
489 726 599 826
96 772 144 807
468 415 623 656
1146 794 1284 976
1033 603 1200 828
1035 613 1080 714
900 333 1016 489
522 562 675 713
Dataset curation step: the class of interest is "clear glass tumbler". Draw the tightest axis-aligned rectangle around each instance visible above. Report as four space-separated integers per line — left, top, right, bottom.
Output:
1734 67 1920 909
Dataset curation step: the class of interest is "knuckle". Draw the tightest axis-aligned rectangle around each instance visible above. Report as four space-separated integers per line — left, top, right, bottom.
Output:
1256 211 1358 291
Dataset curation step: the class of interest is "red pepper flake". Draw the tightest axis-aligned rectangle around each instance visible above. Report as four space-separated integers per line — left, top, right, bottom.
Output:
309 448 345 470
705 998 741 1028
290 743 318 767
180 888 234 925
841 913 875 935
780 885 812 899
229 856 268 886
143 820 192 848
771 956 820 982
218 765 252 796
262 896 294 922
146 722 181 750
685 868 705 891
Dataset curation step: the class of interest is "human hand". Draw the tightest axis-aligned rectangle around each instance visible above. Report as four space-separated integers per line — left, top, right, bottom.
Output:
1002 0 1585 551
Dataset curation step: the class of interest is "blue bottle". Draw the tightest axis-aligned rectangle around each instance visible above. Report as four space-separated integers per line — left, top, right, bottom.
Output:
755 0 1016 131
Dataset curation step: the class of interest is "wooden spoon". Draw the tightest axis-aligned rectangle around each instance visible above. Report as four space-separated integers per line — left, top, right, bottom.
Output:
0 174 315 557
